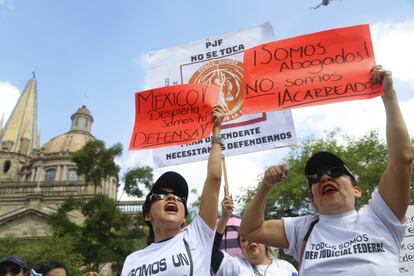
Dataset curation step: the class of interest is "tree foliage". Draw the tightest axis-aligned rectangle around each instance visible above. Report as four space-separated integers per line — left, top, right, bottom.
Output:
240 129 414 219
122 166 153 197
188 188 202 221
0 235 83 275
72 140 123 193
49 195 146 272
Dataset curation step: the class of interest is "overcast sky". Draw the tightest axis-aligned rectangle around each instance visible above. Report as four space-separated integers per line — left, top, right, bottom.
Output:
0 0 413 206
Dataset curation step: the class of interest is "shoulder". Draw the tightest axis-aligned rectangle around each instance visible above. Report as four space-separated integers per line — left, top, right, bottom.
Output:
126 247 146 258
283 214 318 229
184 214 214 235
274 259 297 271
282 214 319 258
122 248 147 270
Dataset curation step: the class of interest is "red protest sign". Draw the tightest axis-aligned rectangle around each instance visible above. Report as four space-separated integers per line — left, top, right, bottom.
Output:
129 84 220 150
243 24 383 114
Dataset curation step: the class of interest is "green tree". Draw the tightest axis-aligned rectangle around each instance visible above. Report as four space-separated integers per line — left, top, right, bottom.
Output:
50 195 146 272
122 166 153 197
240 129 414 219
0 235 83 275
188 188 202 221
72 140 123 194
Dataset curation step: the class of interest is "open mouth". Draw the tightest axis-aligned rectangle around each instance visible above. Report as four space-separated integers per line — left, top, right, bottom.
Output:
164 202 178 213
248 243 258 250
321 184 338 196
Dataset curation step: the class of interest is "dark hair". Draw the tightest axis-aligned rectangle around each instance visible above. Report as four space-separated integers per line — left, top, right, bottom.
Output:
32 261 68 276
146 224 155 245
144 197 188 245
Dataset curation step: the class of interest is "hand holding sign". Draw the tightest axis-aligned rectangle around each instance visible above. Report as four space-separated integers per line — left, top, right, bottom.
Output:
129 84 220 150
212 105 228 130
242 24 383 113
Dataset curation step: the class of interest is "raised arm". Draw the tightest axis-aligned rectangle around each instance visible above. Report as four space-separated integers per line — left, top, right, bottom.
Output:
217 195 234 234
199 105 226 230
373 66 413 222
211 195 234 274
239 165 290 249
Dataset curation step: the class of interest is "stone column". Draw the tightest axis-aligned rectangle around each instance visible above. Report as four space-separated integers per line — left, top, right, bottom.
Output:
62 165 68 181
36 167 42 181
30 168 36 181
56 165 62 181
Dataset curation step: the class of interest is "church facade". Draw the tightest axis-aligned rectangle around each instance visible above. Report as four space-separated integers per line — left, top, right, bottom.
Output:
0 76 119 239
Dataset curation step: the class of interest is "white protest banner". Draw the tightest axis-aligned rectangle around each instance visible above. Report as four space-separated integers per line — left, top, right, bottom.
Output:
146 22 297 167
400 205 414 274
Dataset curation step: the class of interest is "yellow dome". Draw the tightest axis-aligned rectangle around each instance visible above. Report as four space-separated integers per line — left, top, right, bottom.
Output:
42 130 94 155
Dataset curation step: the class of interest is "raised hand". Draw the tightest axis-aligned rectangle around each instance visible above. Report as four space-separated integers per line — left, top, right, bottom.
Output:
221 195 234 218
262 164 289 189
371 65 393 94
212 105 228 129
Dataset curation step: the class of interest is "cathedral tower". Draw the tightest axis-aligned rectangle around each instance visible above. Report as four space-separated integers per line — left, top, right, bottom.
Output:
0 76 39 181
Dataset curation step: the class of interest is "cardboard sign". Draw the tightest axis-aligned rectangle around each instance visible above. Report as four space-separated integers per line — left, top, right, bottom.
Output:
145 22 297 167
243 24 383 113
129 84 219 150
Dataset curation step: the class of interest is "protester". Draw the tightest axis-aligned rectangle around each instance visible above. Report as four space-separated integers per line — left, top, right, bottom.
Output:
211 196 298 275
240 65 413 275
30 261 68 276
0 255 28 276
121 105 226 276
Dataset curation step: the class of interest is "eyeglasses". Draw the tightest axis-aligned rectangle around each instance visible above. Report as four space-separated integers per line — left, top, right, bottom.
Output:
306 166 344 185
150 192 186 203
0 265 23 276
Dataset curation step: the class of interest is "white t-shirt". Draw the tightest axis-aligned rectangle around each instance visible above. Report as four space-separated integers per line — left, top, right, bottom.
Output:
215 251 298 276
121 215 214 276
283 189 407 275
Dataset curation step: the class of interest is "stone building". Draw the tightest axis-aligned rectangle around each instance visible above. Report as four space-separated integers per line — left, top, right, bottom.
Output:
0 76 119 239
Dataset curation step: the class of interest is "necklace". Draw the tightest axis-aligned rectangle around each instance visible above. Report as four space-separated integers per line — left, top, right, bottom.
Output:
252 260 272 276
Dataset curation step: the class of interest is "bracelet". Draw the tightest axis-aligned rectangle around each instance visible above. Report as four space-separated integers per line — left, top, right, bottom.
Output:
211 135 223 146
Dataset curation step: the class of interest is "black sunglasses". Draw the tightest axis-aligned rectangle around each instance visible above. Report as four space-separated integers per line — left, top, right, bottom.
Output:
306 166 345 184
150 191 186 203
0 265 23 276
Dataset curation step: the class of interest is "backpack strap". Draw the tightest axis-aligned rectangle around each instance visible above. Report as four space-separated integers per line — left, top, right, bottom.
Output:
183 238 193 276
298 217 319 270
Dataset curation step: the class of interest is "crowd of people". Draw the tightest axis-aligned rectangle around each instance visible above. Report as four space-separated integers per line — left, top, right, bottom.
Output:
0 255 100 276
1 66 412 276
0 255 71 276
120 65 412 276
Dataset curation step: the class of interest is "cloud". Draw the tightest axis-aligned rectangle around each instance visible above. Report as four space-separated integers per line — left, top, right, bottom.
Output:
292 96 414 140
290 20 414 140
0 81 20 126
224 20 414 200
0 0 14 9
122 21 414 204
371 20 414 89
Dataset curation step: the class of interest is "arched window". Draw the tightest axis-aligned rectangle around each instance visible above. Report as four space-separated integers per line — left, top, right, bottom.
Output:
67 169 79 181
3 160 11 173
44 168 56 182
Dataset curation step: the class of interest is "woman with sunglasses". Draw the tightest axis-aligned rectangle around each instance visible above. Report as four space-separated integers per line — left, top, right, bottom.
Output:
0 255 28 276
121 105 226 276
240 65 412 276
